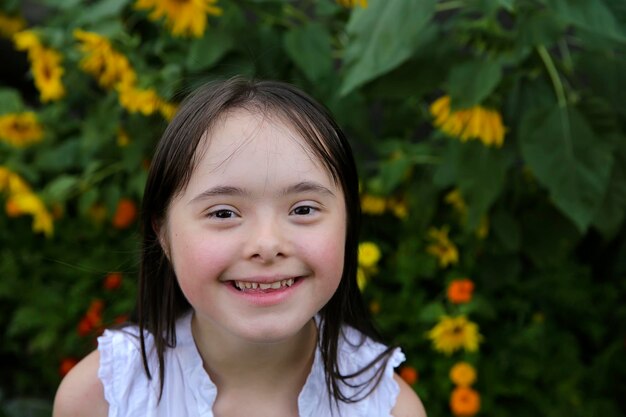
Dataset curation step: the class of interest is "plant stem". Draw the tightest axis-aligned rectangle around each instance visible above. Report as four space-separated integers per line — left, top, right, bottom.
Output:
537 45 567 109
537 45 572 156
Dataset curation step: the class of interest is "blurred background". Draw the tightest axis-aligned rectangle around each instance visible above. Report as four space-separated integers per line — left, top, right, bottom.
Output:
1 0 625 416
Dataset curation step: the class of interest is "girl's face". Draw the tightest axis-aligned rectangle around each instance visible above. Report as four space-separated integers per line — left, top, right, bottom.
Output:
162 109 346 343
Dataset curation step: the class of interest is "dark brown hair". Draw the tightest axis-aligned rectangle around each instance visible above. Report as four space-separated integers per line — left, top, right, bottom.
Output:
135 77 394 406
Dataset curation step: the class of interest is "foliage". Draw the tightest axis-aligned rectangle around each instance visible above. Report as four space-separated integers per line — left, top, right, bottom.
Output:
1 0 626 415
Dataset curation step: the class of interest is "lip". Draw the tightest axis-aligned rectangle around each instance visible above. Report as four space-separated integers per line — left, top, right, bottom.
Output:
224 276 304 307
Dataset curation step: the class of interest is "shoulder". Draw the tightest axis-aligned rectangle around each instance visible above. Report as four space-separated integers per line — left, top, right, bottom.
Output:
391 374 427 417
53 349 109 417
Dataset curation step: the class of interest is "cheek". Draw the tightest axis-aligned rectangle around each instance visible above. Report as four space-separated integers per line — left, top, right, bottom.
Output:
168 230 233 283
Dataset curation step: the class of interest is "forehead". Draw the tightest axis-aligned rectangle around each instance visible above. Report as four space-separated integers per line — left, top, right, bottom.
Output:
187 109 336 190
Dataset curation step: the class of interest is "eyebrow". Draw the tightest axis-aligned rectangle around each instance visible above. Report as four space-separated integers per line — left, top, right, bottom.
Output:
189 181 335 204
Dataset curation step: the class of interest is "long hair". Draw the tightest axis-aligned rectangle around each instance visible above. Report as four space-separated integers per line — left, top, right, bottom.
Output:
135 77 394 404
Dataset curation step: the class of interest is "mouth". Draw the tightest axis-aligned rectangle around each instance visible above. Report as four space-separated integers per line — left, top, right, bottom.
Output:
230 277 301 293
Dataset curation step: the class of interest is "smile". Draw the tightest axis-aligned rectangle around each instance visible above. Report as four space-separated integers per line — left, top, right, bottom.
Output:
233 278 295 291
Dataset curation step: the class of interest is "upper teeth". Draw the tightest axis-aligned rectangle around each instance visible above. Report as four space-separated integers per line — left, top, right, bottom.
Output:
235 278 295 290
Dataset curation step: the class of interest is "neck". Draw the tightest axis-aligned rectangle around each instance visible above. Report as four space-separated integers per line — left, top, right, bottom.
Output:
191 313 317 395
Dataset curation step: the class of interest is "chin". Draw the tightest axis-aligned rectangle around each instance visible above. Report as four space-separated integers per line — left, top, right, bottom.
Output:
234 315 314 344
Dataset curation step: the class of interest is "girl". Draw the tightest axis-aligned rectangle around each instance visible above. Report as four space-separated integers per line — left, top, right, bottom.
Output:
53 78 426 417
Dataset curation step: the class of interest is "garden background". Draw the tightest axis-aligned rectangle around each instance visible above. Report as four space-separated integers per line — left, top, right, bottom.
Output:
1 0 625 416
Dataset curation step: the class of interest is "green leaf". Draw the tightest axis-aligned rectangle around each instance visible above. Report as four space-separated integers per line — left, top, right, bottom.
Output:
491 210 521 252
36 0 81 9
283 23 333 83
434 141 511 228
517 10 565 47
75 0 130 25
43 175 79 203
448 59 502 109
418 301 446 323
0 89 24 114
497 0 514 11
592 149 626 238
519 106 613 232
547 0 626 42
187 30 235 71
340 0 436 95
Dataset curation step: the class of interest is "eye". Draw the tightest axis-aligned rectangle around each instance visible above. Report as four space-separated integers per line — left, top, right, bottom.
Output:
290 205 318 216
207 209 238 219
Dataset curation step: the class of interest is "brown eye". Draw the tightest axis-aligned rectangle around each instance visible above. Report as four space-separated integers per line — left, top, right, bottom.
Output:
208 209 236 219
291 206 316 216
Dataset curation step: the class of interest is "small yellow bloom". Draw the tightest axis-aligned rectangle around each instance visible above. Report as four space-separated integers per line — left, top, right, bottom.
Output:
357 267 367 291
450 362 477 387
426 226 459 268
361 194 386 215
476 216 489 239
358 241 381 268
427 315 482 355
159 101 178 121
387 197 408 219
117 128 130 147
117 82 162 116
430 95 505 147
135 0 223 38
0 13 26 38
0 112 44 147
336 0 368 8
445 189 467 216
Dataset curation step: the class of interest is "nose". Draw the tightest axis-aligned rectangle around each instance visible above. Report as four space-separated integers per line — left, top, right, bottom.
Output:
245 217 287 263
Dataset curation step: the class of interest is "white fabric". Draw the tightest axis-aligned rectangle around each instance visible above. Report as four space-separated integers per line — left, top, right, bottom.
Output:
98 313 405 417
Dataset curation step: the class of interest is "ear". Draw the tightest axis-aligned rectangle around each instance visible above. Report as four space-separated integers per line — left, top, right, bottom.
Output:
152 215 170 260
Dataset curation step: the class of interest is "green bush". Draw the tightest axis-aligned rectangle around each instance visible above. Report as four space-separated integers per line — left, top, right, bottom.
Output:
1 0 625 415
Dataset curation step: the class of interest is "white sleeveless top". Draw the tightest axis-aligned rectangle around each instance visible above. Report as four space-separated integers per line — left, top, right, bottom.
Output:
97 313 405 417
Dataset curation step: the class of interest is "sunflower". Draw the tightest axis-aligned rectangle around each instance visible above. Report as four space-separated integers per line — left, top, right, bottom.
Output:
0 167 54 236
427 315 482 355
74 29 136 89
0 12 26 37
30 47 65 102
0 112 44 147
430 95 505 147
13 30 65 102
135 0 222 38
117 82 162 116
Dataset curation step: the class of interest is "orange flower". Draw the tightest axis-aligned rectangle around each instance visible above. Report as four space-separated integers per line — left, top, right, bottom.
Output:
59 358 78 377
114 315 129 324
450 386 480 417
112 198 137 229
77 317 92 337
78 299 104 336
103 272 122 290
447 278 475 304
450 362 477 387
399 366 418 385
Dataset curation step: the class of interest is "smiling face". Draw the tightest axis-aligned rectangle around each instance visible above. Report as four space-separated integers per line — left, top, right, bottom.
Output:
162 109 347 343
